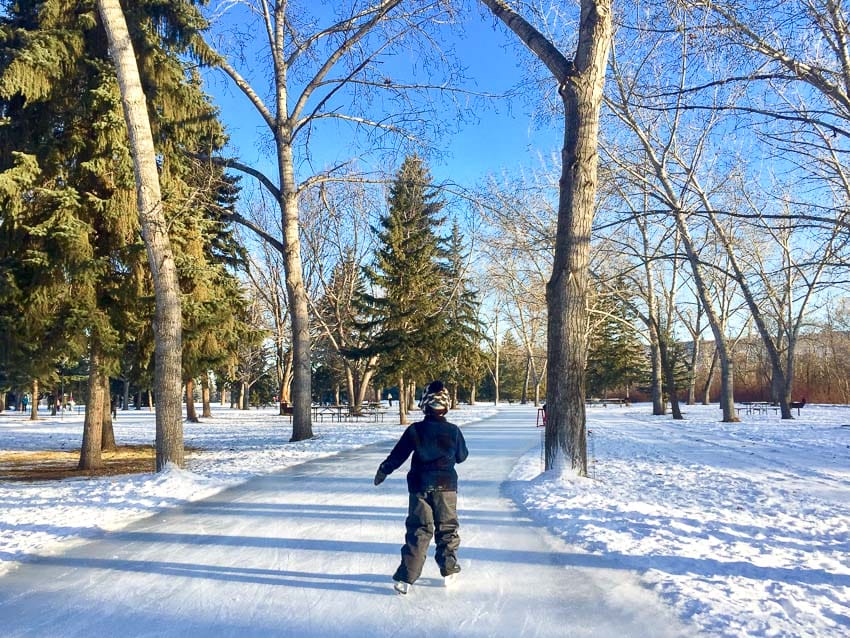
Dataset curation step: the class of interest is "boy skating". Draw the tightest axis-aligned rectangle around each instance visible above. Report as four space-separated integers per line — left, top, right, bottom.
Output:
373 380 469 594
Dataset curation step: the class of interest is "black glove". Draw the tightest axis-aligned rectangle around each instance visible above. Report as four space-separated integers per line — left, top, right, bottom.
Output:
374 469 387 486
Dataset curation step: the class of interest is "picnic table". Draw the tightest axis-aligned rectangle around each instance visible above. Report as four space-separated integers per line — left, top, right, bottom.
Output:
311 404 387 422
311 405 347 422
738 401 779 415
586 398 630 407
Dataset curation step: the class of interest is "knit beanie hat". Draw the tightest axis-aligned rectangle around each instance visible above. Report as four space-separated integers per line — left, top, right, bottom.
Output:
419 380 450 414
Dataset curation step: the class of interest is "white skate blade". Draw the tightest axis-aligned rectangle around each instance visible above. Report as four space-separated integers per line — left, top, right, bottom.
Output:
443 573 458 588
393 580 411 595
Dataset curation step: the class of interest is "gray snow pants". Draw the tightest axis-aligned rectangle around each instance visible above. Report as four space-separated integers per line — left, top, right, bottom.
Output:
393 490 460 584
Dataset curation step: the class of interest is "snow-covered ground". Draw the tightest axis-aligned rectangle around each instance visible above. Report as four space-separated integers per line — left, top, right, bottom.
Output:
509 403 850 638
1 402 849 637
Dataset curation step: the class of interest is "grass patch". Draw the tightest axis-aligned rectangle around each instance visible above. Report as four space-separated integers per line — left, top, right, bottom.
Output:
0 445 199 481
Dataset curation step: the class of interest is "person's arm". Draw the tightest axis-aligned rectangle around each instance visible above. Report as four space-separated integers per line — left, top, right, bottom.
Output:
455 429 468 464
374 426 414 485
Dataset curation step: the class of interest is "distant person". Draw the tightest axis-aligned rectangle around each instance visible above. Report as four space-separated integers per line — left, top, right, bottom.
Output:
21 395 28 413
373 380 468 595
387 393 393 407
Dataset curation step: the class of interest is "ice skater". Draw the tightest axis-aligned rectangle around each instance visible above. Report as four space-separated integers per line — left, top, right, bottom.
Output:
373 380 468 594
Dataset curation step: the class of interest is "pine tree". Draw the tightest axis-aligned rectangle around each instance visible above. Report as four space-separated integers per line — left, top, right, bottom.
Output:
441 221 484 405
317 250 379 411
586 313 623 399
587 293 648 399
358 155 450 422
0 0 243 466
497 331 527 402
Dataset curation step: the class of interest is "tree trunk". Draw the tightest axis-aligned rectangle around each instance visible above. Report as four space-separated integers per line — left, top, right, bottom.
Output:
79 341 106 470
408 380 416 412
521 355 530 404
122 378 130 410
29 379 39 420
278 160 313 441
201 374 212 418
185 378 199 422
101 373 117 452
672 212 738 422
277 347 293 408
658 334 683 420
703 347 718 405
481 0 612 475
687 338 700 405
97 0 184 470
493 321 501 405
650 334 665 415
275 343 293 412
532 357 544 406
479 0 612 475
398 374 408 425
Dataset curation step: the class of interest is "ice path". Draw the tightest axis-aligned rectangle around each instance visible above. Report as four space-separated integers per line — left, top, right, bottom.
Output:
0 408 687 637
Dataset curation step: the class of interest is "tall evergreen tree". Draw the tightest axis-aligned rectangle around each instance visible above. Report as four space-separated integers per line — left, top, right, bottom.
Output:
587 294 648 399
0 2 130 440
441 221 485 406
316 250 379 412
358 155 449 423
0 0 243 467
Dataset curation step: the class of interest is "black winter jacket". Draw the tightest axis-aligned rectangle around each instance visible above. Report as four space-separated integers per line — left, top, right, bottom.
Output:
378 414 468 492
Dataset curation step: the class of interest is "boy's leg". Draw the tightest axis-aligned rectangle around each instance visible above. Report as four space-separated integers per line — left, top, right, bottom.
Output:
393 492 434 584
432 490 460 575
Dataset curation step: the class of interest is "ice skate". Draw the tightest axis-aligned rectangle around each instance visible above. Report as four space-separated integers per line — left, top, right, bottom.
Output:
393 580 411 595
441 562 460 587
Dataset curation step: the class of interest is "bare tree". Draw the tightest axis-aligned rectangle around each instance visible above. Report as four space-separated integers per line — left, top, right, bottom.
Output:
96 0 183 470
479 168 554 406
720 178 841 415
604 2 848 419
678 0 850 415
592 176 675 417
603 12 744 422
200 0 464 441
301 181 380 412
479 0 614 475
483 310 502 405
244 233 294 414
